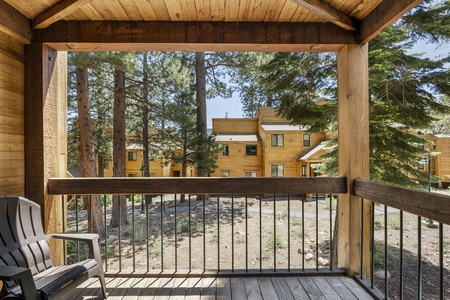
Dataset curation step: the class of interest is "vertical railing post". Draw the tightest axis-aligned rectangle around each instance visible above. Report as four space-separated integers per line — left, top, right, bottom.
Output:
337 44 370 277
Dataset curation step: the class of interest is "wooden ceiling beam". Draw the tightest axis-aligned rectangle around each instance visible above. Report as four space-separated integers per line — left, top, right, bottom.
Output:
0 0 31 43
359 0 422 43
33 0 94 29
290 0 359 31
33 21 358 52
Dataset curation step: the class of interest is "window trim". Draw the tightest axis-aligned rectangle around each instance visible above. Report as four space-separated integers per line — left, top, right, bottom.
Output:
246 144 257 156
271 164 284 177
222 144 229 156
128 151 137 161
303 134 311 147
271 134 284 147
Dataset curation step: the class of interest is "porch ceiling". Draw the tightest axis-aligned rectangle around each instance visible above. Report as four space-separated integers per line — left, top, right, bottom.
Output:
2 0 423 51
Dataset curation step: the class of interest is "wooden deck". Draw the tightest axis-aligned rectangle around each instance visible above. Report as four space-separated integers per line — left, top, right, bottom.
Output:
67 276 376 299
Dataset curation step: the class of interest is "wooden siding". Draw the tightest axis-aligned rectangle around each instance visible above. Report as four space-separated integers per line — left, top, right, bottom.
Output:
212 118 258 134
436 137 450 185
7 0 377 23
211 141 262 177
0 31 24 196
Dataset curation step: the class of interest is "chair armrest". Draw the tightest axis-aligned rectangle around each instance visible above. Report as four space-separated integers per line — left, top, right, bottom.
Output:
50 233 103 267
49 233 98 242
0 266 38 300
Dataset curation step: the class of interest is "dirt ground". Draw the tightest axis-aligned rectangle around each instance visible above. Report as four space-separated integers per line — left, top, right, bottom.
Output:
67 193 450 299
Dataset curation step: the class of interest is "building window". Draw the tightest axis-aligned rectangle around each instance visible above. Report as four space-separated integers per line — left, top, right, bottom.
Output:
245 171 257 177
222 144 229 156
418 143 424 150
418 162 424 171
302 165 307 177
222 171 229 177
271 164 284 177
271 134 284 147
128 152 137 161
128 173 137 177
303 134 310 147
246 144 257 156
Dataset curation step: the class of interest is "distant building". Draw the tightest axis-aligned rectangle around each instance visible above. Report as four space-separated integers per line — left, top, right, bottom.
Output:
211 107 334 178
416 132 450 189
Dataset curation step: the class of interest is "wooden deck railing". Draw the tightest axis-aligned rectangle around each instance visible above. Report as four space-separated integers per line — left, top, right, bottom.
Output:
47 176 450 299
48 177 347 277
353 178 450 300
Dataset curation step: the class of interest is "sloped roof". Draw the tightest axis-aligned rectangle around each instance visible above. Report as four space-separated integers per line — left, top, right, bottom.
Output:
1 0 421 50
261 124 309 131
215 134 260 142
298 141 330 160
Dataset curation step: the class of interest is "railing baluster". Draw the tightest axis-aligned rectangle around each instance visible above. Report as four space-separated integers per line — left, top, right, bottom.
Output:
330 194 333 271
146 195 149 273
217 194 220 272
302 193 305 272
231 194 235 272
203 194 206 272
76 195 80 261
174 194 178 272
62 196 66 265
259 193 262 272
132 195 135 273
160 194 164 272
370 201 375 289
439 223 444 300
400 210 403 300
360 197 364 278
188 194 192 272
118 195 122 272
288 194 291 272
103 195 108 273
273 194 277 272
315 193 319 272
384 205 388 298
418 215 422 300
245 194 249 272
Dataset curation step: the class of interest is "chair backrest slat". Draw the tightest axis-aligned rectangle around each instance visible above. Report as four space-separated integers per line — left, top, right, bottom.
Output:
0 196 53 277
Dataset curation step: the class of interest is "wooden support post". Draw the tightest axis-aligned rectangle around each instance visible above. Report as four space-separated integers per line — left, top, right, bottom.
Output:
337 44 371 277
25 43 67 264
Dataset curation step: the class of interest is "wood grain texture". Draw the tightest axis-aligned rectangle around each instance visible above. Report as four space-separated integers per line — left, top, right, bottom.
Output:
47 176 347 195
291 0 359 31
0 0 31 43
359 0 422 43
337 44 370 277
354 178 450 225
33 0 95 29
33 21 358 52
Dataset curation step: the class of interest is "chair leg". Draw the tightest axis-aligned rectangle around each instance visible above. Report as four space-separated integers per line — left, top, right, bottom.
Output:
98 274 108 299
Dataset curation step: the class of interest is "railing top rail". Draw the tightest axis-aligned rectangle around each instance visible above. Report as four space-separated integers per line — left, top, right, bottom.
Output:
48 176 347 195
353 178 450 225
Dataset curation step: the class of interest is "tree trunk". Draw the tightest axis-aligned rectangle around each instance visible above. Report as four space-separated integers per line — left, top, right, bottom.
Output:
195 52 208 201
110 67 129 227
76 64 104 239
195 52 207 177
142 53 152 205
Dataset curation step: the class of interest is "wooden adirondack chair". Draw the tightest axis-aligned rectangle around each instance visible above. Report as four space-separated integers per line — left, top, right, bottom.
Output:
0 196 108 299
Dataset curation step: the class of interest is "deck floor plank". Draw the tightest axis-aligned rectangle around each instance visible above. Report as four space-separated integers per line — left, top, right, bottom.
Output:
284 277 310 300
324 276 359 300
312 276 343 299
70 275 375 299
258 277 280 299
271 277 296 300
243 277 263 299
216 277 231 300
338 277 375 300
230 277 247 300
298 276 326 299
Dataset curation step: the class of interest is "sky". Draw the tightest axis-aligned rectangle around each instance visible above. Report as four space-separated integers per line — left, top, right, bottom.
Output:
206 41 448 129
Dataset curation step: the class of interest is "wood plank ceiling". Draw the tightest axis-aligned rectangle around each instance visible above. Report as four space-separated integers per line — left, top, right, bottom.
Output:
2 0 423 52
